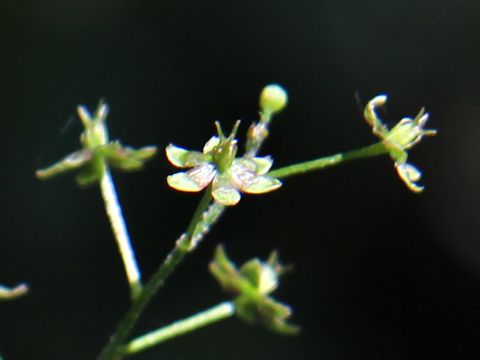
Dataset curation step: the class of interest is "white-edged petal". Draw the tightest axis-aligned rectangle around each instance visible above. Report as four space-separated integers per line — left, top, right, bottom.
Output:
395 162 424 193
167 163 216 192
166 144 207 168
36 149 92 179
241 175 282 194
229 160 258 190
212 186 241 206
166 144 191 167
258 264 279 295
229 158 281 194
203 136 220 154
252 156 274 175
212 174 241 206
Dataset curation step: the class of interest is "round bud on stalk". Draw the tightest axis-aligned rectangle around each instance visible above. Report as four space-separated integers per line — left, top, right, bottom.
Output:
260 84 288 114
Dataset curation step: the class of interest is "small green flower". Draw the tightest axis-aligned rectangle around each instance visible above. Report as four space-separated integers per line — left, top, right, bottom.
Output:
36 102 157 186
166 121 282 206
209 245 299 335
364 95 437 192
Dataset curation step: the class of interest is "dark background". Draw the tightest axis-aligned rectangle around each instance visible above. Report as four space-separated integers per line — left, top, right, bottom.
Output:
0 0 479 359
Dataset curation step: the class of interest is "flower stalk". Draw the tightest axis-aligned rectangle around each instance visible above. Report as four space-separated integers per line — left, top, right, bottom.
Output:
268 142 388 179
245 84 288 156
98 188 225 360
100 166 142 299
36 102 157 300
121 302 235 356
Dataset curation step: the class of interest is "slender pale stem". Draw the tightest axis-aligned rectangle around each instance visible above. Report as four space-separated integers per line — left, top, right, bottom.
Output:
98 188 225 360
100 167 142 300
268 142 388 179
122 302 235 356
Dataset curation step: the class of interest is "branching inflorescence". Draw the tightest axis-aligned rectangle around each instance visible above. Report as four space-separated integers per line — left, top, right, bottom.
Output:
32 85 435 359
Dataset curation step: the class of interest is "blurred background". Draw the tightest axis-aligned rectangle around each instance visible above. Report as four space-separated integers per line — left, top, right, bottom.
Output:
0 0 479 359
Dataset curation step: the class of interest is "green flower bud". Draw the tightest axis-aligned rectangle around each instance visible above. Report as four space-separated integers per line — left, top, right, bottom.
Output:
260 84 288 114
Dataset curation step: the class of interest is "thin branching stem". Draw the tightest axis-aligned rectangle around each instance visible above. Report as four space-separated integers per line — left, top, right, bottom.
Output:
121 302 235 356
99 121 389 359
100 167 142 300
268 142 388 179
98 188 225 360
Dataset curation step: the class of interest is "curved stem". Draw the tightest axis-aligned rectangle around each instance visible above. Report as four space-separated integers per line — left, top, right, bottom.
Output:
122 302 235 356
100 167 142 300
268 142 388 179
98 188 225 360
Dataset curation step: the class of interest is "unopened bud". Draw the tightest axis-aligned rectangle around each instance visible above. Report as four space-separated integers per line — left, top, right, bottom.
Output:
260 84 288 114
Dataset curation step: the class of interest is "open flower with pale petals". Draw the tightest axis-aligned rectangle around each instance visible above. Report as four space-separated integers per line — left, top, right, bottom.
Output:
166 121 282 206
364 95 436 192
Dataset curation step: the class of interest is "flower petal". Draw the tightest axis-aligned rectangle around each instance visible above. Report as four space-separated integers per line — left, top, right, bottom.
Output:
36 149 92 179
395 162 424 193
229 159 258 190
364 95 389 137
258 264 279 295
166 144 189 167
229 159 281 194
75 165 100 187
167 163 216 192
124 145 158 161
240 175 282 194
166 144 206 168
203 136 220 154
252 156 274 175
212 174 241 206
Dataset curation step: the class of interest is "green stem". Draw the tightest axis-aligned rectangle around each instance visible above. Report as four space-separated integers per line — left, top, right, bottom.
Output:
245 111 272 156
100 167 142 300
121 302 235 356
98 188 225 360
268 142 388 179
